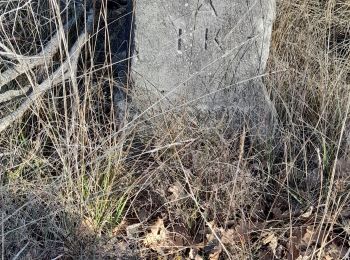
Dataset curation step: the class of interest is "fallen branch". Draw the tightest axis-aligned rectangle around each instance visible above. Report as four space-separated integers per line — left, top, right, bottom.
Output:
0 32 88 133
0 31 62 88
0 87 30 103
0 7 85 89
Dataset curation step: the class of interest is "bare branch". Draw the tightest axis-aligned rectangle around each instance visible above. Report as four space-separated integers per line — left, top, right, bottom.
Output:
0 31 61 88
0 32 88 133
0 87 30 103
0 8 86 89
0 42 16 55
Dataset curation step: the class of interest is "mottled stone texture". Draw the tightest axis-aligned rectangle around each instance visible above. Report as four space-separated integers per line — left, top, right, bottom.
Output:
131 0 276 137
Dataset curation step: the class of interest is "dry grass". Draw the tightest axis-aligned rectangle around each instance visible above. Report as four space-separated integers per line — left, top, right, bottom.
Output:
1 0 350 259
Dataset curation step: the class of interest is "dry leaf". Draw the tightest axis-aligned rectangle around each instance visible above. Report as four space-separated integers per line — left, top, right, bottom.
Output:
189 248 202 260
220 228 236 245
301 226 326 246
301 206 314 219
296 256 310 260
144 218 168 247
168 183 185 200
286 236 301 260
77 217 96 238
234 221 251 243
209 247 222 260
322 243 349 259
204 222 223 260
272 207 283 218
168 185 181 200
262 232 278 256
143 218 187 255
126 223 142 239
206 221 217 242
112 220 127 236
302 227 314 245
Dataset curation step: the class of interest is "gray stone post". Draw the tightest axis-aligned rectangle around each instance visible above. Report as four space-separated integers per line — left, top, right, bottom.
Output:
131 0 277 138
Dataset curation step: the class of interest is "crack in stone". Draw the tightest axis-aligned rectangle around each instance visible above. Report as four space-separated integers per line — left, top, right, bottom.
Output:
208 0 218 16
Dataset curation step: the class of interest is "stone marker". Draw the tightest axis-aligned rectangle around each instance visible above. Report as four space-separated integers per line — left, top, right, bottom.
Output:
131 0 277 137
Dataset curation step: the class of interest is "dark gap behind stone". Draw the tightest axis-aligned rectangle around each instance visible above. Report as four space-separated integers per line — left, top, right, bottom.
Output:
92 0 134 124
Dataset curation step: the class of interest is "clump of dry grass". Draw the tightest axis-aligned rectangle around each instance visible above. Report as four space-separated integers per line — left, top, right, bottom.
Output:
264 0 350 258
1 0 350 259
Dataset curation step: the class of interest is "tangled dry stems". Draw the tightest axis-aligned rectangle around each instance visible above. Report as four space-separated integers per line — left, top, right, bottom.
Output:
1 0 350 259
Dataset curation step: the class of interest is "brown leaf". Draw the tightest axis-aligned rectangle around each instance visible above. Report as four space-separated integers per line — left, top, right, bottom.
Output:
287 243 300 260
233 220 260 244
205 221 217 242
258 248 275 260
189 248 202 260
262 232 278 256
220 228 236 245
112 220 127 236
234 221 253 243
143 218 185 255
209 247 222 260
286 235 301 260
272 207 283 219
126 223 142 239
301 226 326 246
323 243 349 259
302 227 314 245
301 206 314 219
144 218 168 247
168 183 185 201
295 256 310 260
77 217 96 238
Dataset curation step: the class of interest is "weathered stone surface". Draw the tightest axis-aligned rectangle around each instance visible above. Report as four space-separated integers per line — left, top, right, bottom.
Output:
131 0 276 137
